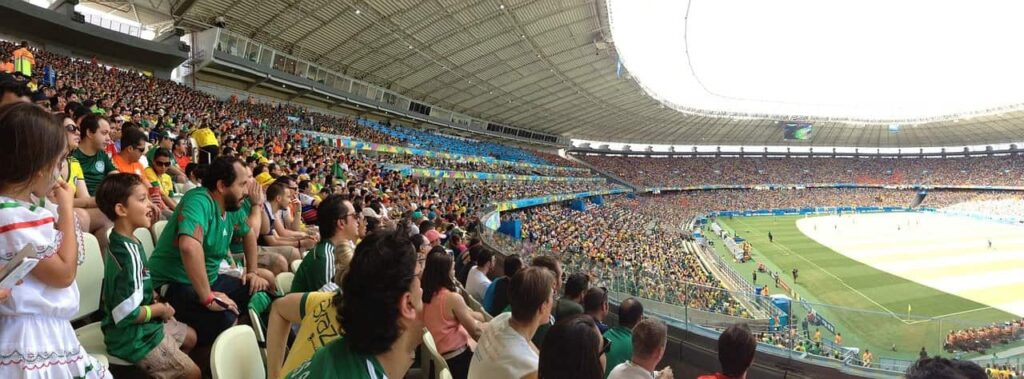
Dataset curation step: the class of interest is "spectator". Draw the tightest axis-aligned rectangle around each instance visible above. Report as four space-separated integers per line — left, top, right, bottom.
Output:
257 181 309 273
111 125 148 179
608 318 674 379
96 173 200 379
148 131 185 180
71 114 116 201
60 114 106 234
699 323 757 379
422 252 487 379
0 72 30 105
148 156 270 346
173 137 192 171
604 297 644 377
0 102 108 377
485 254 523 315
529 255 563 347
143 147 178 213
266 240 353 379
468 266 556 379
557 272 589 320
538 314 607 379
285 228 425 378
291 195 358 293
906 357 986 379
181 162 203 193
466 248 494 302
584 287 610 333
190 121 219 164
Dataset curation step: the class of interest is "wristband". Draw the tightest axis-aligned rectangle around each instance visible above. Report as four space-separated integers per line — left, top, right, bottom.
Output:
202 293 216 306
143 305 152 322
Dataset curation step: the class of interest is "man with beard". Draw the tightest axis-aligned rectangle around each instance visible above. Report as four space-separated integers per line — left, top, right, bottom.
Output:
149 156 271 346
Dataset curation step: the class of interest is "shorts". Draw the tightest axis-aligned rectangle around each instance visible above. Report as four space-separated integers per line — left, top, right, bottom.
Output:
230 246 297 270
135 319 198 379
259 245 300 262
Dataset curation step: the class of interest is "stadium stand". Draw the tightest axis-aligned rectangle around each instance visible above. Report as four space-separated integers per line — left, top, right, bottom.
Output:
4 6 1024 378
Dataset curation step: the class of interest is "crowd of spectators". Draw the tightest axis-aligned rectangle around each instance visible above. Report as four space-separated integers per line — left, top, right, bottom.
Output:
945 320 1024 354
579 154 1024 187
363 121 558 165
501 195 747 316
7 36 1024 379
383 153 596 177
0 40 639 379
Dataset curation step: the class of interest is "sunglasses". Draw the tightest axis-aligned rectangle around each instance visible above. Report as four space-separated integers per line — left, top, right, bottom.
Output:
65 124 79 133
601 337 613 356
154 161 172 167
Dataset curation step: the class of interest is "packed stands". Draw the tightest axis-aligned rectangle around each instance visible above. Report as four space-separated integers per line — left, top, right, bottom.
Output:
500 195 745 316
6 34 1024 379
361 120 554 165
578 155 1024 187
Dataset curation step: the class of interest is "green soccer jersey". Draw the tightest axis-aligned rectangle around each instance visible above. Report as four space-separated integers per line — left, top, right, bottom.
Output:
603 325 634 378
228 198 252 255
101 231 164 363
71 148 115 195
291 240 338 293
286 337 386 379
149 187 251 288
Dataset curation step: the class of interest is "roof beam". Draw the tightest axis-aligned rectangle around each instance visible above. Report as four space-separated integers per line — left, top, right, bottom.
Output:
170 0 196 17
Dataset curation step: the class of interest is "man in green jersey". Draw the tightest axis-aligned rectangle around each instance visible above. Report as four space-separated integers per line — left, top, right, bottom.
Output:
72 114 116 195
290 195 359 293
148 156 270 346
603 297 644 377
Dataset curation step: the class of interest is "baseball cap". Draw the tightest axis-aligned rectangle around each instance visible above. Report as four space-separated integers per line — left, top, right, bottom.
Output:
424 229 446 243
411 211 424 220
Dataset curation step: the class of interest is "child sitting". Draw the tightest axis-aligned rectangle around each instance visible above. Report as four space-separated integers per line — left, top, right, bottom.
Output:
96 173 200 379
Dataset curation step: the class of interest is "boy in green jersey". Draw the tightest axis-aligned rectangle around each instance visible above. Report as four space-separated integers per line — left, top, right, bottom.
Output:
96 173 200 379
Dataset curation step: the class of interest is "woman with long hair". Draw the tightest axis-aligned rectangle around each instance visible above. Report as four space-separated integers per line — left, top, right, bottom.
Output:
421 252 486 379
538 314 608 379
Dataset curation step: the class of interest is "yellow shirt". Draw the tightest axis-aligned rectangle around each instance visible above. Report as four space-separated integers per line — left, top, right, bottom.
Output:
143 167 174 197
67 158 85 196
280 291 343 378
191 127 218 147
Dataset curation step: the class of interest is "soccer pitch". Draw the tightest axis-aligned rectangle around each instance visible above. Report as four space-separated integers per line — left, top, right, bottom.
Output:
715 212 1024 359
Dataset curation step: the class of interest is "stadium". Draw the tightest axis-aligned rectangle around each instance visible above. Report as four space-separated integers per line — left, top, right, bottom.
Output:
0 0 1021 378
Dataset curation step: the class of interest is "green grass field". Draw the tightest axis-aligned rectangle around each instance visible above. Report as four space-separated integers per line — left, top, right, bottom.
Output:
710 215 1017 360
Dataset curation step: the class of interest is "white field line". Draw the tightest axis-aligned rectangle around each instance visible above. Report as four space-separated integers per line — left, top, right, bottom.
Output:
732 217 911 324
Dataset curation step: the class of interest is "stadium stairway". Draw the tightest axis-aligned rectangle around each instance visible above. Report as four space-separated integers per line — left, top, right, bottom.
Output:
911 191 927 208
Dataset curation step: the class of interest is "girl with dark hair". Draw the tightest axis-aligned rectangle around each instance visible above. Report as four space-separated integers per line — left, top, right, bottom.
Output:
539 315 607 379
0 102 110 378
421 252 487 379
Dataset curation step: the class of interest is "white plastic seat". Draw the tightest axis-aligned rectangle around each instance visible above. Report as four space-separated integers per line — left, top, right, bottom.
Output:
275 272 294 294
211 325 266 379
151 220 168 246
422 329 450 379
439 368 453 379
133 227 155 259
73 233 104 322
290 259 301 273
75 321 132 366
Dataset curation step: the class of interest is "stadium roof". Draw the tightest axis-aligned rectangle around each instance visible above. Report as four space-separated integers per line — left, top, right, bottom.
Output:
81 0 1024 147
